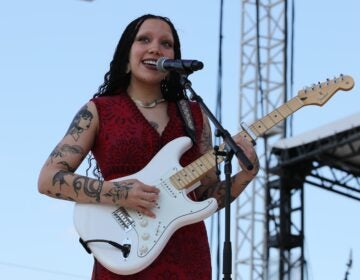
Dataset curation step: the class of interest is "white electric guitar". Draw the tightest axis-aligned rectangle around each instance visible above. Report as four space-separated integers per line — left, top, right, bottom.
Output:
74 75 354 275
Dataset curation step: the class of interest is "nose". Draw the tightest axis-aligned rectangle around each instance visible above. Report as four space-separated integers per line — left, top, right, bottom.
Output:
148 42 161 55
148 48 161 55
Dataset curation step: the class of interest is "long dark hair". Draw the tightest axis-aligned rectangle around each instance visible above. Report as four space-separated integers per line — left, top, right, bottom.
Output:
93 14 185 101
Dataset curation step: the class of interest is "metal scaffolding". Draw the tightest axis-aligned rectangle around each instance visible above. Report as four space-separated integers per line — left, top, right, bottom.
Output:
235 0 288 279
235 1 359 279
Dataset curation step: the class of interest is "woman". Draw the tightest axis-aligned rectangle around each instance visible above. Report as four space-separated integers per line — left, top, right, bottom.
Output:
38 14 259 279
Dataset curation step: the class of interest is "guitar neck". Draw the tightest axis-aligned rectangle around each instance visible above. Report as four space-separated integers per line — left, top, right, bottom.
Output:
170 95 305 190
234 95 304 141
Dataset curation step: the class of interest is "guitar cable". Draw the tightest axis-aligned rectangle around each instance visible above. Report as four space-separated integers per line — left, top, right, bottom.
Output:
79 238 131 258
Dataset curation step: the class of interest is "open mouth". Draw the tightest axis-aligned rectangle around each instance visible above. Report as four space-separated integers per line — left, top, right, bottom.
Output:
142 59 157 68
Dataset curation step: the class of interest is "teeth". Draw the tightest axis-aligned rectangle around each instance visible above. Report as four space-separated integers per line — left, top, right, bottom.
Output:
143 60 157 66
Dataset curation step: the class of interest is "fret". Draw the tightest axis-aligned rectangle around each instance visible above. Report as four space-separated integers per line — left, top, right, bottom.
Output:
277 103 293 117
287 96 303 112
179 169 194 184
249 123 261 137
239 130 253 141
201 152 216 170
194 158 208 172
171 173 186 189
188 162 203 177
171 151 217 190
268 109 285 124
186 167 198 180
261 114 277 129
251 120 269 135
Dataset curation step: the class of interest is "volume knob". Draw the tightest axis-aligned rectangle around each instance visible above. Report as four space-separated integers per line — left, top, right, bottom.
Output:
140 219 148 227
142 233 150 240
139 245 148 255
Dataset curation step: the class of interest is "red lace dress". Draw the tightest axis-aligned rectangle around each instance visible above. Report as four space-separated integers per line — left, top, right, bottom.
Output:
90 94 212 280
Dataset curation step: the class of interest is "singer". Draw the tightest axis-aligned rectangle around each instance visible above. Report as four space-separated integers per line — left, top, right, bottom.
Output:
37 14 259 280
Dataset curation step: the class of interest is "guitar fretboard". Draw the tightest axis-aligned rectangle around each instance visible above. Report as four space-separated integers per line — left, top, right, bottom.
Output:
170 96 304 190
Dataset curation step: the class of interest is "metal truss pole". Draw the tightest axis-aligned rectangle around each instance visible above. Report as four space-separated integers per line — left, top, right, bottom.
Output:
235 0 287 279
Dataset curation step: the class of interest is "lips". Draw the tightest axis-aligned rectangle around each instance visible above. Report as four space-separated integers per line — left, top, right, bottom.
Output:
142 59 157 67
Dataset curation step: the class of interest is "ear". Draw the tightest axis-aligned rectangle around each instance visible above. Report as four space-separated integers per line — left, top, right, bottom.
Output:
126 63 131 74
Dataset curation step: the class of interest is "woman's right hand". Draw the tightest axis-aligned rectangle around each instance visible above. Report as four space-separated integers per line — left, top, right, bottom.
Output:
106 179 160 218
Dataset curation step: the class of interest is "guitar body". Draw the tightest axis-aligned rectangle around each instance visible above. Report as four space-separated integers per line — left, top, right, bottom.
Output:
73 137 218 275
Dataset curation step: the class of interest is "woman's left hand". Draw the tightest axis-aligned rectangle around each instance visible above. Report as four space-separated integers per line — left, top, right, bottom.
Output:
234 135 259 178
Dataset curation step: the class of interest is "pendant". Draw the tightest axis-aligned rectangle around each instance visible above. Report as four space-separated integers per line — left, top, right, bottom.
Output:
131 97 166 108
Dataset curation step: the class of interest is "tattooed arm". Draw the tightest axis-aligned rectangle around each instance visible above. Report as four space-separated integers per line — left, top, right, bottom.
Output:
195 110 259 210
38 101 159 217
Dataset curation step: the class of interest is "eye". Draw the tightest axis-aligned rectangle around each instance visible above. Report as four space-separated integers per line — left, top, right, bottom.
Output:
162 40 173 49
136 35 150 44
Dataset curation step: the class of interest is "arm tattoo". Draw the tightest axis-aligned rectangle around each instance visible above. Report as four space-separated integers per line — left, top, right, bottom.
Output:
149 121 159 130
57 161 75 172
103 181 132 203
199 177 237 209
46 190 74 201
199 116 213 154
73 176 103 202
47 144 84 166
199 174 254 210
52 170 71 190
66 105 93 141
52 171 103 202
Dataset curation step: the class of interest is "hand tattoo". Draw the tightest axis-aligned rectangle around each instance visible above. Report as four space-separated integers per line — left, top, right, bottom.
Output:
103 181 132 203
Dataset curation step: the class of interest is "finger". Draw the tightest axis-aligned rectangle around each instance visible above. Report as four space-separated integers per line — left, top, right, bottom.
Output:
137 205 157 218
143 193 159 203
238 136 253 149
140 196 158 207
142 185 160 194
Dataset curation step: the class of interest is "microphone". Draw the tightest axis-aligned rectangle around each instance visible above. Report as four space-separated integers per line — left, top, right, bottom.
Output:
156 57 204 73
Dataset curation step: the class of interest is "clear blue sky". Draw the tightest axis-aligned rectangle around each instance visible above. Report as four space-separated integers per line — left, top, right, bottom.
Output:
1 0 359 279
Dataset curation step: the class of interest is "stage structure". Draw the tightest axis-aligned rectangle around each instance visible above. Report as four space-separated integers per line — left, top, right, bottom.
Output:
235 0 290 279
236 1 359 279
267 112 360 279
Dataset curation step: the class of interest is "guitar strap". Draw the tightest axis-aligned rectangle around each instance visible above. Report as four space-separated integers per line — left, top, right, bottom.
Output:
176 98 197 143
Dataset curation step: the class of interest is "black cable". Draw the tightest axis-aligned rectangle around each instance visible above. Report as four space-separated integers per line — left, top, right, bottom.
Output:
289 0 295 137
215 0 224 128
256 0 265 118
213 0 224 279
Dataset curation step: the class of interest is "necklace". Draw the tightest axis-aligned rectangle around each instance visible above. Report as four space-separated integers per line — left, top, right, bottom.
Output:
131 97 166 108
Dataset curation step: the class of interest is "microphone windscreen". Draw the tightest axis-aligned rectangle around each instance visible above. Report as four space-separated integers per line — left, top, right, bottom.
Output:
156 57 168 72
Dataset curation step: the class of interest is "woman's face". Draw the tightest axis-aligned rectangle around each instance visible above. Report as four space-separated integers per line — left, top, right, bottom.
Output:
128 18 175 86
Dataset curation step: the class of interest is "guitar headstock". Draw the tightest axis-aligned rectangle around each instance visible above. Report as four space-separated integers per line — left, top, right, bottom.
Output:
298 75 354 106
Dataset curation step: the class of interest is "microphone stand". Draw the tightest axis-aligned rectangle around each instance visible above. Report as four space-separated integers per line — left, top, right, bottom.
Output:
179 73 253 280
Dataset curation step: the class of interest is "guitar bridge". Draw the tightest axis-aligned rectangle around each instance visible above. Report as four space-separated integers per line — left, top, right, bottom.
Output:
112 207 135 232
